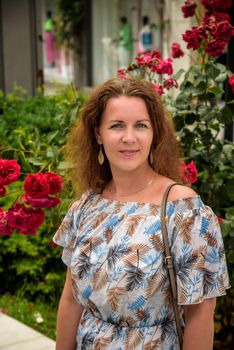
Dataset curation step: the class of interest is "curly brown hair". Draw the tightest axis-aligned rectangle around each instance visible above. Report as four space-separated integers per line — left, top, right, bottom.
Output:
65 78 181 194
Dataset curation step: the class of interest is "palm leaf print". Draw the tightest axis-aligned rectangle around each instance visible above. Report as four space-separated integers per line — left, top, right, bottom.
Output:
160 315 175 341
114 202 125 213
135 309 147 321
177 250 200 285
125 249 145 291
217 275 226 294
125 264 145 291
80 237 103 254
125 329 143 350
75 251 92 279
203 268 217 294
93 269 109 291
146 271 167 298
150 233 163 252
179 215 195 244
161 285 172 305
204 231 218 247
123 244 149 266
86 300 103 320
107 286 125 311
144 339 161 349
95 336 113 350
193 245 207 271
92 212 108 229
106 244 130 270
127 215 143 236
203 206 212 218
149 204 160 216
177 284 189 304
104 227 113 243
174 212 183 228
55 220 72 241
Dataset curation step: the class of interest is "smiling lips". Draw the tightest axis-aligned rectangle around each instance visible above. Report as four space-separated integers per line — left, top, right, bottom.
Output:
119 150 139 157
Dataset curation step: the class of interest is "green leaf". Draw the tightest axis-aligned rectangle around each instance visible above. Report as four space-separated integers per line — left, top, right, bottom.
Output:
209 86 223 95
27 156 44 166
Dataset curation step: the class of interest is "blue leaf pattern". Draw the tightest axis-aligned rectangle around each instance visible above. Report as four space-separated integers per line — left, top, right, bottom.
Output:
53 191 230 349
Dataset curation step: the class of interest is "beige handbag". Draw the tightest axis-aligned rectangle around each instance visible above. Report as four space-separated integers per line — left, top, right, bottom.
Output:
161 183 183 349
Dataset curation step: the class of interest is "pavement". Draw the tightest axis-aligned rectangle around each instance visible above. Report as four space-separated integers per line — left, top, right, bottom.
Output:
0 312 55 350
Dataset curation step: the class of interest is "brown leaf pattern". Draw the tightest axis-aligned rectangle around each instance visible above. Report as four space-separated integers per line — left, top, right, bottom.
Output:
107 287 125 311
52 191 230 349
93 269 109 291
178 215 195 244
125 329 143 350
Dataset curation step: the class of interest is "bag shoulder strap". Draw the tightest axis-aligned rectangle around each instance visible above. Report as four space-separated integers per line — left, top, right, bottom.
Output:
160 183 183 349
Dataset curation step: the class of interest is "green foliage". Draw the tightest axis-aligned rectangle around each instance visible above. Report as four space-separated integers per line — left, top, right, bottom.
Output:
0 85 87 305
168 59 234 347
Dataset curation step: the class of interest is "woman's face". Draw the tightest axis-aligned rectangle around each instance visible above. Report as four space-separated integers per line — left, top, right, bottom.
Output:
96 96 154 175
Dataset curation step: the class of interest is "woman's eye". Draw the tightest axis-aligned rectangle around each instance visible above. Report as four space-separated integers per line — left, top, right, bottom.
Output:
110 124 123 129
136 123 147 128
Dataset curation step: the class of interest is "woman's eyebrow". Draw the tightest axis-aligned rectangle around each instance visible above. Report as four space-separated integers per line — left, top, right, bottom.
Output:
108 119 151 123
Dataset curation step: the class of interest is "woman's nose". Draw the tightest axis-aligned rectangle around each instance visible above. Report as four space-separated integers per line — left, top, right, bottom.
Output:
121 127 136 143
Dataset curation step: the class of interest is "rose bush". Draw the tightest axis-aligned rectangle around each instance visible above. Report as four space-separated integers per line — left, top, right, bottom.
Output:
0 158 63 236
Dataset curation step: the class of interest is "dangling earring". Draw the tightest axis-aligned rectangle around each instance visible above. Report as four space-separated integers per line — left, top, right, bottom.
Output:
150 151 154 165
98 145 104 165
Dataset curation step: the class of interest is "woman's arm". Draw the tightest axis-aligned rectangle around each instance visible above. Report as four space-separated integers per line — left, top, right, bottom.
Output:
182 298 216 350
56 268 84 350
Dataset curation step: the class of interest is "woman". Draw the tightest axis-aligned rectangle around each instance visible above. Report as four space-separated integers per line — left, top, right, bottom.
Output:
53 78 230 350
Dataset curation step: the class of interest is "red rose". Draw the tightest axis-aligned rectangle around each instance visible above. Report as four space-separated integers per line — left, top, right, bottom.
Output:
228 75 234 93
205 39 227 57
23 194 61 208
152 84 164 95
211 21 234 41
171 43 184 58
0 186 6 197
213 12 230 23
136 52 152 66
0 158 20 186
44 172 63 195
217 217 224 224
213 0 232 11
151 50 162 59
155 58 173 75
7 203 44 235
24 172 50 197
163 78 178 90
19 208 44 235
181 0 197 18
182 27 205 50
201 0 215 10
179 161 198 184
202 0 232 12
0 209 13 236
117 68 127 79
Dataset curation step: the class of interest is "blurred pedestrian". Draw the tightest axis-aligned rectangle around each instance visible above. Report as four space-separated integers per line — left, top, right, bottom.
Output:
117 17 133 68
138 16 153 53
44 10 56 67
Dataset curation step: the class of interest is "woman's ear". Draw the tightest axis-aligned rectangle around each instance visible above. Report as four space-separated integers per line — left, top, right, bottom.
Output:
95 128 102 144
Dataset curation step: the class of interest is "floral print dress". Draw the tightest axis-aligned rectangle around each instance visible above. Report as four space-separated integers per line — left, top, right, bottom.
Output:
53 190 230 350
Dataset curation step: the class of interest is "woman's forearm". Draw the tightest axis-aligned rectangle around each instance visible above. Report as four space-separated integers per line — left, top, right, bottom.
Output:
182 298 216 350
56 269 84 350
56 296 83 350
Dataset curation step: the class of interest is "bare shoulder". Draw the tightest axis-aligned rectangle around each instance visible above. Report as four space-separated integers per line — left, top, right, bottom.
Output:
167 183 198 202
